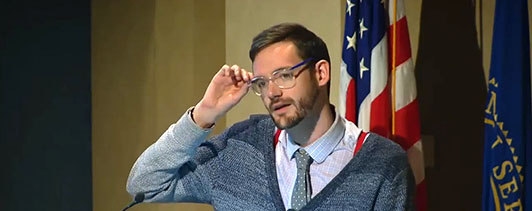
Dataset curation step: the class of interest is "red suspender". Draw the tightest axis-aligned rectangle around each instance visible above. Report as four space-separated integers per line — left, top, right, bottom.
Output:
353 131 368 156
273 130 368 156
273 129 282 148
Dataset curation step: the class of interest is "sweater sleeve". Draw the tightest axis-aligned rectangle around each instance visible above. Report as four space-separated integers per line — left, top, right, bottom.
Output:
126 107 215 203
374 166 416 211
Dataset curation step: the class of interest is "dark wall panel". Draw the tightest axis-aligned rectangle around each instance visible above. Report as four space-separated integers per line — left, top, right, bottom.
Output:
415 0 487 210
0 0 92 210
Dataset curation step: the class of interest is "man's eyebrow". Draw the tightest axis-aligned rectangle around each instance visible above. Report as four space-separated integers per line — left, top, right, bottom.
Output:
253 66 292 78
272 66 292 72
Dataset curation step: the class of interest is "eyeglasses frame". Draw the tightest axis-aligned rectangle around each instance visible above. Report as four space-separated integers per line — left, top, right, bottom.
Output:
249 58 314 96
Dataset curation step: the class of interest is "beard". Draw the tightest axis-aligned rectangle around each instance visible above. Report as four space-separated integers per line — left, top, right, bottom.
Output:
268 81 319 129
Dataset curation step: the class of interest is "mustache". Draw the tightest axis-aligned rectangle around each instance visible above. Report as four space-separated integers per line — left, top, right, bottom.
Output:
268 98 295 111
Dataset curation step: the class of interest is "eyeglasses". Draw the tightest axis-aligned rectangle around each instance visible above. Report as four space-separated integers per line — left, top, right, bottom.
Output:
249 58 313 96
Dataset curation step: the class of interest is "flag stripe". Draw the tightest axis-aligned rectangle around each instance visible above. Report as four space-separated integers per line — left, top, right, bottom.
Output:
394 59 417 110
370 37 390 101
394 99 421 150
388 0 406 23
346 79 357 123
357 95 371 131
340 60 357 122
369 36 392 136
388 17 412 69
415 180 428 211
370 84 392 137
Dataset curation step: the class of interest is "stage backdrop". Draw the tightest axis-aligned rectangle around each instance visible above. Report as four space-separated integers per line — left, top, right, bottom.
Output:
92 0 532 211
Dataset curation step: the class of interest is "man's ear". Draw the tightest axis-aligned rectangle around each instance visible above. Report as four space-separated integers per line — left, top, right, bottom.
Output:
314 60 330 87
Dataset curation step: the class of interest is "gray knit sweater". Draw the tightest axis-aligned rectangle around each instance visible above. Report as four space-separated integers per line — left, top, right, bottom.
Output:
127 111 416 210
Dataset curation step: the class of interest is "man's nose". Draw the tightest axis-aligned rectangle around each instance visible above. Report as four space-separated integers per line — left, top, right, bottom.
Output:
267 80 282 99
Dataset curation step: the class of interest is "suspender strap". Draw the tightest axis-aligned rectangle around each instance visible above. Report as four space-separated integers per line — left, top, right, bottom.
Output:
273 129 282 148
353 131 368 156
273 130 368 156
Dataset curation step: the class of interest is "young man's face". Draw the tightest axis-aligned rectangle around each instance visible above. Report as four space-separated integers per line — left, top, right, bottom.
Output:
252 41 319 129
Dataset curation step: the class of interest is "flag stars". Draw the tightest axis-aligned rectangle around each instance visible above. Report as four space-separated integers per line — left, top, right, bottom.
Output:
359 19 368 39
346 31 357 51
346 0 355 16
359 58 369 78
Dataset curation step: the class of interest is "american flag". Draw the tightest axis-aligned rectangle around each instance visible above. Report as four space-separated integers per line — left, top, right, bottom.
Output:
339 0 427 209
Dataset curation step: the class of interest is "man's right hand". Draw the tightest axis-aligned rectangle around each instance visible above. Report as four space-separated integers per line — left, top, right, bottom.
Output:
193 64 253 128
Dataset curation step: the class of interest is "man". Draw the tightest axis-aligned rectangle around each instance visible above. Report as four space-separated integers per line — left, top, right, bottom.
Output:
127 23 415 210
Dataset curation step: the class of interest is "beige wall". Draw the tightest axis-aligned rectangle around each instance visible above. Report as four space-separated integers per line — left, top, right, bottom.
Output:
92 0 224 211
404 0 423 63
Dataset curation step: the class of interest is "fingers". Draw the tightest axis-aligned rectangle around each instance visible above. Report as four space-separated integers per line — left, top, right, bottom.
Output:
219 64 231 77
240 69 254 83
218 64 252 84
231 65 242 82
244 71 253 82
231 65 251 83
241 68 249 81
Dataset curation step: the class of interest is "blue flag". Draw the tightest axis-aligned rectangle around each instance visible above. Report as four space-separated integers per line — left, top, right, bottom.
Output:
482 0 532 210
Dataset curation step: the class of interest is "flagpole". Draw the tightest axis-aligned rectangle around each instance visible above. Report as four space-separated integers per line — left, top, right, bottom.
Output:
392 0 398 136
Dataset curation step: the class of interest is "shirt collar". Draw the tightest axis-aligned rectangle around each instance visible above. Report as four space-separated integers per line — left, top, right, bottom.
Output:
282 111 345 164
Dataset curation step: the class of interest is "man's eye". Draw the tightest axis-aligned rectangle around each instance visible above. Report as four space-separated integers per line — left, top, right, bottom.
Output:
280 72 293 80
256 80 266 88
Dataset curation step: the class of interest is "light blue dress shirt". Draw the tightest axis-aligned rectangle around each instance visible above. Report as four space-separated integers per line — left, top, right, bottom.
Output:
275 112 366 209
